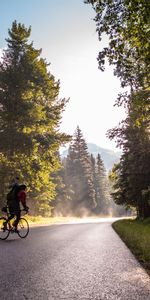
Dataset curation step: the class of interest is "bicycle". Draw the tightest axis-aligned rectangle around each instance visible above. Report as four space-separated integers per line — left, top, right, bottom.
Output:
0 207 29 240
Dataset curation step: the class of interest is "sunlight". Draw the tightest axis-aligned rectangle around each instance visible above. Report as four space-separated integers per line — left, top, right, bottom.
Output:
67 216 121 224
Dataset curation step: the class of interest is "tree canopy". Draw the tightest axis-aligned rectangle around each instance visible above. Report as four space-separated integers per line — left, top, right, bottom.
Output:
85 0 150 89
0 21 70 214
85 1 150 218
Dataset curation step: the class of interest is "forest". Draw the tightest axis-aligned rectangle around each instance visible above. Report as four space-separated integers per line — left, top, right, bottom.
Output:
53 126 125 217
0 21 120 218
0 0 150 219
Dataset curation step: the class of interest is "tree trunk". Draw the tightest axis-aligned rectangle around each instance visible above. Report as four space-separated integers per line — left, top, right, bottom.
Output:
143 199 150 218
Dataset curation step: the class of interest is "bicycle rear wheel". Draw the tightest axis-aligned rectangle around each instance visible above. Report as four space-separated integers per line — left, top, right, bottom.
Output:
17 217 29 238
0 217 10 240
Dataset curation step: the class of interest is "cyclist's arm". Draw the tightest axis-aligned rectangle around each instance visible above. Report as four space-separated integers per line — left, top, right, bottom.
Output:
18 190 27 208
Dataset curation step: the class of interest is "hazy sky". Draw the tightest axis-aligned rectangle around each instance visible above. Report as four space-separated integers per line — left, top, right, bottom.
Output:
0 0 126 151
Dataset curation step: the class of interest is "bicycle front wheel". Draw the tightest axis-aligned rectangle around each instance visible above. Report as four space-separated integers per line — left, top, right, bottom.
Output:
17 217 29 238
0 217 10 240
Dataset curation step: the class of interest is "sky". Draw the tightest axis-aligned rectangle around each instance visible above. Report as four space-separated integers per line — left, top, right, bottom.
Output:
0 0 126 151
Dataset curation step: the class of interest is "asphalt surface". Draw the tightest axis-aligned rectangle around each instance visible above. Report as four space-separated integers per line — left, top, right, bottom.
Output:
0 219 150 300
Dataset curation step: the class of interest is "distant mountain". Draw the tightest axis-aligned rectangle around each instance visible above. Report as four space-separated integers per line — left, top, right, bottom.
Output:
61 142 121 171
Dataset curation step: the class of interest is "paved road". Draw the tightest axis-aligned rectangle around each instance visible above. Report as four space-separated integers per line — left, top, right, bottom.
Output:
0 219 150 300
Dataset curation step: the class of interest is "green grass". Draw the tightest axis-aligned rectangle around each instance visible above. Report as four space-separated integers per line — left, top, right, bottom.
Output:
112 218 150 273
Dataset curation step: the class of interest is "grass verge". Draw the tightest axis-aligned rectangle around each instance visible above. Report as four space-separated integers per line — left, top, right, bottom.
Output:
25 215 79 226
112 218 150 275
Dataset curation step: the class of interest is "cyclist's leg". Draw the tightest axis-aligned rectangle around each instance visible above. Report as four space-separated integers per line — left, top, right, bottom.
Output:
6 213 15 223
13 210 20 229
4 204 16 229
3 215 14 231
4 211 15 228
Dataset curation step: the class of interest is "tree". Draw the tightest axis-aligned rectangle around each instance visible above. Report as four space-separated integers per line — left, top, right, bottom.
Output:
52 156 74 216
0 21 70 214
85 1 150 218
85 0 150 89
65 126 96 216
108 163 131 217
94 153 110 214
108 99 150 218
90 153 97 201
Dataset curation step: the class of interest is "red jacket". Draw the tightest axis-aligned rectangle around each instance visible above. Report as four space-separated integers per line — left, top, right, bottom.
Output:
18 190 26 208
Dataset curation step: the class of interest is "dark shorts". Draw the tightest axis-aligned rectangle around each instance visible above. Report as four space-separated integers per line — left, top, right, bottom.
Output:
8 202 20 214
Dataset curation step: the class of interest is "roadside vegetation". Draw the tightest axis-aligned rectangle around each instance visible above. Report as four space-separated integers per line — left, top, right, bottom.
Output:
25 215 79 226
0 1 150 220
0 22 123 218
0 21 70 215
112 219 150 274
85 0 150 276
85 0 150 219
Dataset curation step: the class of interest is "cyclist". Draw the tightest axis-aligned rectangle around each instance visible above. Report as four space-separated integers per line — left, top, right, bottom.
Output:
4 184 29 232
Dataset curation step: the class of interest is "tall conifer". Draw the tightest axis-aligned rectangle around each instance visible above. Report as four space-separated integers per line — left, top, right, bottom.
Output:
94 154 109 214
65 126 96 215
0 21 70 212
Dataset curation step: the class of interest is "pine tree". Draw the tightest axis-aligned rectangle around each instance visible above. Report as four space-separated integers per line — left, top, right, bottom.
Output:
52 157 73 216
65 127 96 216
90 154 97 201
108 103 150 218
94 154 110 215
0 21 70 213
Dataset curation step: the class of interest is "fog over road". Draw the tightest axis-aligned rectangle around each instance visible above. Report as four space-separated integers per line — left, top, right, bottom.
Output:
0 219 150 300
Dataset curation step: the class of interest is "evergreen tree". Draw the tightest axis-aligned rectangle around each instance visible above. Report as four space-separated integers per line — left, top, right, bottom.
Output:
65 126 96 216
94 154 110 215
0 21 70 213
108 102 150 218
90 153 97 201
52 157 73 216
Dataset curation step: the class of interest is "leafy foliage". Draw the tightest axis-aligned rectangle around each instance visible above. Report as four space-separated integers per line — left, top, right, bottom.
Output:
85 0 150 89
108 95 150 218
85 1 150 218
